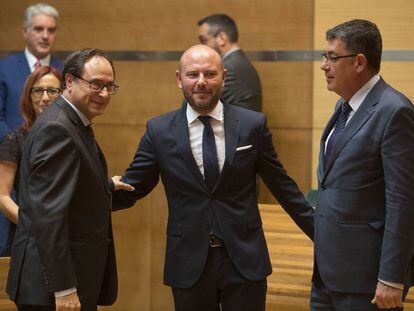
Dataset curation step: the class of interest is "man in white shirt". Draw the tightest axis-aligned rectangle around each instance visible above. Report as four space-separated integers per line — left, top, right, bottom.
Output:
312 19 414 310
112 44 314 311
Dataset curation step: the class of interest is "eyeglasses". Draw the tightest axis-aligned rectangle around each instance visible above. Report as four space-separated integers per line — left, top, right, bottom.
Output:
31 87 61 99
321 52 357 63
73 75 119 95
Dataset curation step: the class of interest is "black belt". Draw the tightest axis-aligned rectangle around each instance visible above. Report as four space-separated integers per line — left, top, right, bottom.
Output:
209 234 223 248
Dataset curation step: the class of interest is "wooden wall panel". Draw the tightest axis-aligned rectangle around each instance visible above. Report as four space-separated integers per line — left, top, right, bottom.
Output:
260 128 312 204
256 62 313 129
314 0 414 50
97 61 182 126
0 0 314 51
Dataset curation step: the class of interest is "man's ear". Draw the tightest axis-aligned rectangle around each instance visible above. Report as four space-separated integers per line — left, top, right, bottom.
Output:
222 68 228 87
355 54 368 73
176 70 183 89
65 74 74 92
216 31 228 48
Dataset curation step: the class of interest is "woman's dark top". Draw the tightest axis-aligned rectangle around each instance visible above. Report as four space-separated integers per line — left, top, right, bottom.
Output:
0 128 28 256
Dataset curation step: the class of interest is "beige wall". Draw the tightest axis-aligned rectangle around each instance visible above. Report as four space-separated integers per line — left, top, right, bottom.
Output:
1 0 413 309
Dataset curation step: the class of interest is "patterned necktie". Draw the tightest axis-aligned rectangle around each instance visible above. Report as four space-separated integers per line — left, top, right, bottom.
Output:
85 125 99 155
198 115 219 191
324 102 352 167
34 60 41 70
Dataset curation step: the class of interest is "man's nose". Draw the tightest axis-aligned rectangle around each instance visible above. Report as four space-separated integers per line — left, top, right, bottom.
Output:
320 60 329 71
196 75 207 87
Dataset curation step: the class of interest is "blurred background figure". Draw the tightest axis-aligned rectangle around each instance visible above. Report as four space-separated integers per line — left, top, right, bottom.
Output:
0 2 62 140
0 66 62 256
198 14 262 112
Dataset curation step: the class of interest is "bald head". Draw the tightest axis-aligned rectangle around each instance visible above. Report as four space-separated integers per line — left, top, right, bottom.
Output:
178 44 223 74
177 44 227 114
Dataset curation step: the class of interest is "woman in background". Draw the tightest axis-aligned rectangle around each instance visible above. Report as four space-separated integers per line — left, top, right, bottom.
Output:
0 66 62 256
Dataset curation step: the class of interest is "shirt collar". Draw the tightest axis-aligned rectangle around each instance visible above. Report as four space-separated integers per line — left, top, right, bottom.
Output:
61 95 91 126
186 100 224 125
25 48 51 70
348 74 380 112
222 47 240 60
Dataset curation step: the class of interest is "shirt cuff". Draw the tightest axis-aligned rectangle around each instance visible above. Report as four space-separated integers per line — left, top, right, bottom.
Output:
378 279 404 290
54 287 77 298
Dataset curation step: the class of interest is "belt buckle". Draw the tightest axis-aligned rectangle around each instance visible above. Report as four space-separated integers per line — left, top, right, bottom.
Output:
209 235 222 248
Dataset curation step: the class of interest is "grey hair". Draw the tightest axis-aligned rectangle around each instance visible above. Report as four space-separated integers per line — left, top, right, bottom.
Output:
23 3 59 29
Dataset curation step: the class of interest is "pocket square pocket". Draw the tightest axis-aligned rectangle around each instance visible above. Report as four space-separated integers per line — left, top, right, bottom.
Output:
236 145 253 151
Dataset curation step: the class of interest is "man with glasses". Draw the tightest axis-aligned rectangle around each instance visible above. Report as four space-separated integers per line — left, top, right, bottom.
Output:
312 19 414 310
7 48 123 311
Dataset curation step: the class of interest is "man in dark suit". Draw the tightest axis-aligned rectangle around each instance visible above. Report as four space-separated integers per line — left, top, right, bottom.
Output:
312 19 414 310
0 3 62 140
197 14 262 112
112 44 314 311
7 49 126 311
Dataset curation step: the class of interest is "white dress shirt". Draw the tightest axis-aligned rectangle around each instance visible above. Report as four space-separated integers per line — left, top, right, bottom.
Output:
186 101 225 178
24 48 51 72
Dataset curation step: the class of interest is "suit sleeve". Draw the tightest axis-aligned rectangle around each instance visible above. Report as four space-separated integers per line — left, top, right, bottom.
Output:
28 122 79 292
111 121 160 210
0 66 10 139
379 105 414 283
221 66 237 107
256 116 314 240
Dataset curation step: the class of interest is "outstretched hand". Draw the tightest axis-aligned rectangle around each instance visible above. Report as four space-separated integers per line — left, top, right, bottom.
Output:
111 175 135 191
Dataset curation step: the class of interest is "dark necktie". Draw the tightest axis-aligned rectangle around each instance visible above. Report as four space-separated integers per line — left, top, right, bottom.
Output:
85 125 99 155
324 102 352 166
198 115 219 191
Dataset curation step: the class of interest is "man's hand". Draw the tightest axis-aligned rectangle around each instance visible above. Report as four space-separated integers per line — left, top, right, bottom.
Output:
111 175 135 191
55 291 81 311
371 281 403 309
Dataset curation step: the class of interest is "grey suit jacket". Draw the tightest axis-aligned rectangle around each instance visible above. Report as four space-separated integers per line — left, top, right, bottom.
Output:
7 97 117 309
221 49 262 112
314 78 414 293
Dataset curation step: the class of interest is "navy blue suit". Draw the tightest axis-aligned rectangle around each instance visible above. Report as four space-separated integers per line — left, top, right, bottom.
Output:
313 78 414 296
113 104 314 290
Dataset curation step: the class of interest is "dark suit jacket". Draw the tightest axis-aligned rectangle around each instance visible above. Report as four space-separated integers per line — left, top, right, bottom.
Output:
0 51 63 139
221 49 262 112
113 103 313 288
7 97 117 309
314 78 414 294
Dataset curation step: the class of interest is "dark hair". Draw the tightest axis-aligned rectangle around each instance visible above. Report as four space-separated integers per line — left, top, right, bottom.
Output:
326 19 382 73
20 66 62 130
62 48 115 89
197 14 238 43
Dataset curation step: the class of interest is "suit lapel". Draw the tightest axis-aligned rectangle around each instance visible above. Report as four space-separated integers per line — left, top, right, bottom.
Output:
174 107 209 191
17 52 31 81
214 104 239 191
320 78 387 183
56 97 108 182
